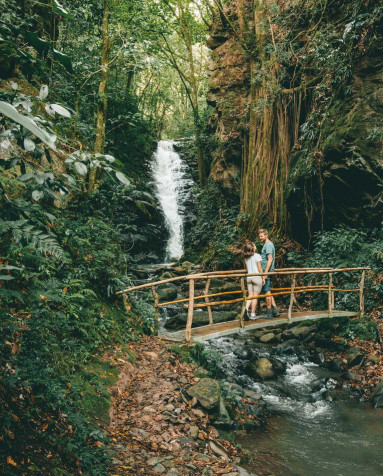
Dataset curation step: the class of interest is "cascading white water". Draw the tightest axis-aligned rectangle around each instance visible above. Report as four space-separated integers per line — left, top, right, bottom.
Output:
152 140 190 261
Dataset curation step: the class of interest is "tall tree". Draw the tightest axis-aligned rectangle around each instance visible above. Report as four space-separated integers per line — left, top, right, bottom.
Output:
94 0 111 155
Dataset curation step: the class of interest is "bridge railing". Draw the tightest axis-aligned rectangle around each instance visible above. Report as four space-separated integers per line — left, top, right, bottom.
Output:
116 267 370 343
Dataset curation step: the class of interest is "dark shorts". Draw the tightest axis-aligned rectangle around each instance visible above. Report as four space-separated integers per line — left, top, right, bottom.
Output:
262 277 271 293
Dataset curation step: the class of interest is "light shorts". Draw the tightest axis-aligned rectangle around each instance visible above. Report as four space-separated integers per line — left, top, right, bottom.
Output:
247 276 263 293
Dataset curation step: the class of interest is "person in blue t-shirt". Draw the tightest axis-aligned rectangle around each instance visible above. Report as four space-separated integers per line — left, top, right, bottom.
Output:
259 228 280 318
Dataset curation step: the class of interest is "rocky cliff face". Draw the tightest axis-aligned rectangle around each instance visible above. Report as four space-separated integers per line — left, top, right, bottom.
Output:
288 51 383 242
206 0 383 244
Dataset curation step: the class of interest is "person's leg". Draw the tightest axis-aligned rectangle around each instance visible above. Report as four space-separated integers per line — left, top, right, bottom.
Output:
251 292 259 315
246 281 253 311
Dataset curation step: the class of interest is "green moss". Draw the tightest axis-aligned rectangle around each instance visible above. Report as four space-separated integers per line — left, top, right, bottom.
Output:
71 357 119 426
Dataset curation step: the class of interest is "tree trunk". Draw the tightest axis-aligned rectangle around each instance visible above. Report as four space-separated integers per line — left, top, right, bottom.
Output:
94 0 110 156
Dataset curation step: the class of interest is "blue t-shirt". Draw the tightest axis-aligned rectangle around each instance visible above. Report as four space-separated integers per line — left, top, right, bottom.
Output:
261 241 275 272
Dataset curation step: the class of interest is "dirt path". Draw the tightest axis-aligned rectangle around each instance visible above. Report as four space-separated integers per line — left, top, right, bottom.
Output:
109 336 245 476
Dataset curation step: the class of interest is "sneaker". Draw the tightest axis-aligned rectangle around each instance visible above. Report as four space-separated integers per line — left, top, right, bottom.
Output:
264 308 274 319
272 306 280 318
244 309 250 321
250 314 260 320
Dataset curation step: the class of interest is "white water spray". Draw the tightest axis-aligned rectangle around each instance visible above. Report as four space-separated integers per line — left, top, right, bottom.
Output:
152 140 191 261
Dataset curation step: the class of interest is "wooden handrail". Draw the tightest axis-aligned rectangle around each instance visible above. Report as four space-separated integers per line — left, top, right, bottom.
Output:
158 285 330 307
115 266 368 343
116 267 370 295
188 288 360 309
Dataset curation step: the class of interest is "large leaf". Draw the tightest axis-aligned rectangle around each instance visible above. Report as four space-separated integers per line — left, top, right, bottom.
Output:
74 162 87 176
52 0 71 17
115 171 130 185
39 85 49 100
52 48 73 73
0 101 57 150
32 190 44 201
51 103 71 118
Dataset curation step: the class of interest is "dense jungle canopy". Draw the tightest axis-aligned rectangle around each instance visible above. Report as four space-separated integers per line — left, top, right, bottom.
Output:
0 0 382 474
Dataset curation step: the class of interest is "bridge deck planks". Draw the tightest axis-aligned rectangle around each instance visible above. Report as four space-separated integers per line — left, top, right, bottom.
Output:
159 310 358 343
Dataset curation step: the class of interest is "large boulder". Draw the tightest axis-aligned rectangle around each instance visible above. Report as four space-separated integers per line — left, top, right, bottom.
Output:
158 284 178 301
345 348 364 368
165 310 237 330
244 357 286 380
259 332 275 343
187 378 220 410
371 380 383 408
213 396 232 429
273 339 300 355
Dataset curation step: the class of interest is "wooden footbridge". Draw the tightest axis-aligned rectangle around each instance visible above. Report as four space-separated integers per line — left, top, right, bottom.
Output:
116 267 369 343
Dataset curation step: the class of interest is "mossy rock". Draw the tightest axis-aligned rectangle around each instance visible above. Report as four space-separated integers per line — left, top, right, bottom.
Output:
165 310 238 330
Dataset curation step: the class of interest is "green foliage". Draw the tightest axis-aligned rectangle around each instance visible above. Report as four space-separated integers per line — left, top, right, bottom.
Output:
286 226 383 312
184 180 242 269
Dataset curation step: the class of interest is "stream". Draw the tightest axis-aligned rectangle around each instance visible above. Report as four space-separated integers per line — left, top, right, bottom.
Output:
149 140 383 476
205 336 383 476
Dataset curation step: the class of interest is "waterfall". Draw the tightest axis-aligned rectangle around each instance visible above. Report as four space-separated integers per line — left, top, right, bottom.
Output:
152 140 190 261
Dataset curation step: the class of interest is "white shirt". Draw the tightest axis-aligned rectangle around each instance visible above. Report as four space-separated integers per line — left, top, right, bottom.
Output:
245 253 262 274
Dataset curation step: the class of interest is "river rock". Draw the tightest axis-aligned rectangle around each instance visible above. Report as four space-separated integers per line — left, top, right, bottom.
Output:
290 325 316 338
187 378 220 409
371 379 383 408
244 357 286 380
273 339 300 355
165 310 237 330
326 357 347 372
259 332 275 343
214 396 232 429
158 284 178 301
345 348 364 367
181 261 194 272
244 389 262 400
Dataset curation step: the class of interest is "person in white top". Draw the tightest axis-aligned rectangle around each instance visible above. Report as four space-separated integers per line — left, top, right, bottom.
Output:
242 241 265 320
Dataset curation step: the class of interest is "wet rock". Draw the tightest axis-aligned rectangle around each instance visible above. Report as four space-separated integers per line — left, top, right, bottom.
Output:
165 310 238 330
244 357 286 380
371 379 383 408
259 332 275 343
158 284 178 301
234 464 260 476
291 325 316 338
181 261 194 272
341 370 362 382
214 396 232 429
273 339 300 355
244 389 262 400
326 358 347 372
187 378 220 410
346 348 364 367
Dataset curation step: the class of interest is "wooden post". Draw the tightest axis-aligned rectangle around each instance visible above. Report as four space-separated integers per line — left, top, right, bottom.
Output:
359 270 365 317
288 275 296 322
185 279 195 343
204 279 213 325
151 286 159 336
240 277 246 328
328 273 333 317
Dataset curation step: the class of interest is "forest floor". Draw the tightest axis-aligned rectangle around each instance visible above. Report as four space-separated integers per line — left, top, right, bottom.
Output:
325 313 383 397
108 336 244 476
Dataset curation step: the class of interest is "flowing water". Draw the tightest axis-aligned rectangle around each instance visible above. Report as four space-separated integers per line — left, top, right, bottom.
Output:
205 336 383 476
151 140 191 261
